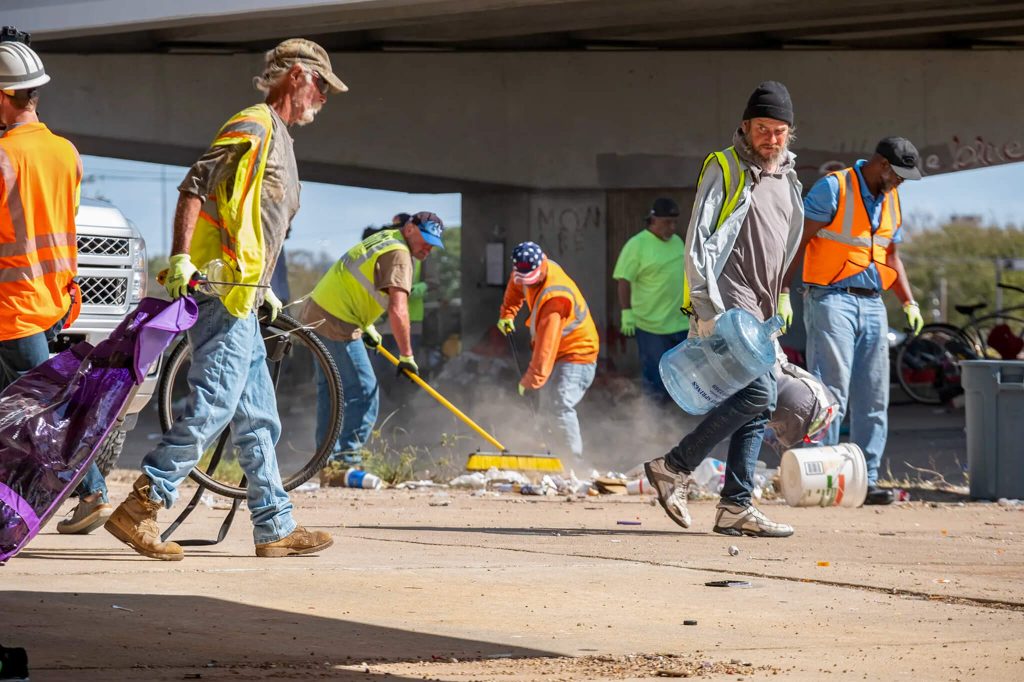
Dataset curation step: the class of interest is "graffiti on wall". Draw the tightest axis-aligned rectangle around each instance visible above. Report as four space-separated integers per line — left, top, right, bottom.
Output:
811 134 1024 177
533 204 603 258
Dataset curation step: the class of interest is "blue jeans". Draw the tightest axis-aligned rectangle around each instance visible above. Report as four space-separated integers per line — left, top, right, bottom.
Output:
539 361 596 459
665 372 777 506
0 323 108 503
804 287 889 485
141 296 295 544
316 336 379 465
635 329 689 404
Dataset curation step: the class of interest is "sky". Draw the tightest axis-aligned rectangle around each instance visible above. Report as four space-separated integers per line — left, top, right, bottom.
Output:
80 154 1024 258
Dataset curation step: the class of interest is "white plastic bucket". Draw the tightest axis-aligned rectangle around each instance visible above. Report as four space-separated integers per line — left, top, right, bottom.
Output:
780 444 868 508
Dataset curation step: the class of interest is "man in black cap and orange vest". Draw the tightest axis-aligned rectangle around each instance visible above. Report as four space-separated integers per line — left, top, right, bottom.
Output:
786 137 924 506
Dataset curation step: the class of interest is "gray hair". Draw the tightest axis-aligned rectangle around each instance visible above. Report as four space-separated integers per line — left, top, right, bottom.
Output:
253 52 309 93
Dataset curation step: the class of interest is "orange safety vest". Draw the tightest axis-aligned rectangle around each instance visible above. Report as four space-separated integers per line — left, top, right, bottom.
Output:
803 167 900 290
0 123 81 341
523 260 599 362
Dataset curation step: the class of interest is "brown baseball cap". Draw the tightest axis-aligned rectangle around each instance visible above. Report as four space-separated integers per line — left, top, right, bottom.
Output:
266 38 348 94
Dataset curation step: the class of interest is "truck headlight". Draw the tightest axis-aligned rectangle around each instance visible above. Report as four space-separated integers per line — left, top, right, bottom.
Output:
130 236 147 303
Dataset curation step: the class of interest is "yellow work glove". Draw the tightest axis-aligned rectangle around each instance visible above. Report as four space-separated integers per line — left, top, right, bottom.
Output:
497 318 516 335
397 354 419 379
262 288 283 322
777 292 793 333
362 324 382 350
410 281 428 298
164 254 197 300
620 309 636 337
903 301 924 336
517 383 526 397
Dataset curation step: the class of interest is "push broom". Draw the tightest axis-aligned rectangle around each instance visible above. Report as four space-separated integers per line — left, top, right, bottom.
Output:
375 345 563 472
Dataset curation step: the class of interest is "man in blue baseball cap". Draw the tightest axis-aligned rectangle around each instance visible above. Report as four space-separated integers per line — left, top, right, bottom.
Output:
297 211 444 483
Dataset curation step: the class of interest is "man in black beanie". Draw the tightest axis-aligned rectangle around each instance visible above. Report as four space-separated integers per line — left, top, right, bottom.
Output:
645 81 805 538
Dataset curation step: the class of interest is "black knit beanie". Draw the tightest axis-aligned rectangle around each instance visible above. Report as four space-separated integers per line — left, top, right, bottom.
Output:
742 81 794 125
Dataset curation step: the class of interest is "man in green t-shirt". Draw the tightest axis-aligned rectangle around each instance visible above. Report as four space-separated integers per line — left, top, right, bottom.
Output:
613 197 689 404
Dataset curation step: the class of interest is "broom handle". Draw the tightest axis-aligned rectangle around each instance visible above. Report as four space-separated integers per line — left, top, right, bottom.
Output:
376 345 507 452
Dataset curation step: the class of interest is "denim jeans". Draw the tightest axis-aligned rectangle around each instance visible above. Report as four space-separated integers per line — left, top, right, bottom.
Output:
539 361 596 459
316 336 379 465
665 371 777 506
0 322 108 502
141 296 295 544
635 329 689 404
804 287 889 484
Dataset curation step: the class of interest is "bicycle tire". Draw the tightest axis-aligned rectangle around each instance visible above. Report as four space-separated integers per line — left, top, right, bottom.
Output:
895 323 974 405
157 313 344 499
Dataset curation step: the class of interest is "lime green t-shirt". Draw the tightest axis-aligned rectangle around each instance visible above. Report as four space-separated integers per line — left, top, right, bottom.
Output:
612 229 689 334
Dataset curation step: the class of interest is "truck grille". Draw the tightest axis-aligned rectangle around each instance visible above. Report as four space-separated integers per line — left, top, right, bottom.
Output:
77 235 130 256
78 276 129 307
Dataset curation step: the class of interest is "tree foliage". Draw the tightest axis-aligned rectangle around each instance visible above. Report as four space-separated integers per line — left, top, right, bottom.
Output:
897 220 1024 326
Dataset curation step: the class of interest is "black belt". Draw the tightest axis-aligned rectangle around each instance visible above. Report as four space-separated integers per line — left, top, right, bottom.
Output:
839 286 881 298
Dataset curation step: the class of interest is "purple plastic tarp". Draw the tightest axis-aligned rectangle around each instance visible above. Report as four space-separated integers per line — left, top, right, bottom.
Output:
0 297 197 563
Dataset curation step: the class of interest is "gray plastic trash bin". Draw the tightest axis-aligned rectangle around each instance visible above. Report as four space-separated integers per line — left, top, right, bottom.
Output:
961 360 1024 500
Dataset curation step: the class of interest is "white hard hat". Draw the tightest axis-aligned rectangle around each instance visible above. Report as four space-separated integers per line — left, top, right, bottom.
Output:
0 41 50 92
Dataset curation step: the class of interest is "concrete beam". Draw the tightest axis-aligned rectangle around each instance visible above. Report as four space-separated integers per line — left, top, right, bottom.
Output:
40 49 1024 193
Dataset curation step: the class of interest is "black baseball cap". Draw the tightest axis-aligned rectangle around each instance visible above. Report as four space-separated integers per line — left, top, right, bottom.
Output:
876 137 923 180
650 197 680 218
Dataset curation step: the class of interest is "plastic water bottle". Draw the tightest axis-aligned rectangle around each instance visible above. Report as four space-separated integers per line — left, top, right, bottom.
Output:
342 469 383 490
659 309 784 415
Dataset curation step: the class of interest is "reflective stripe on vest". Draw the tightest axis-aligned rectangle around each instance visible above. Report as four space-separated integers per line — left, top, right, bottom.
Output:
803 167 899 290
698 146 745 231
526 283 589 339
343 236 404 308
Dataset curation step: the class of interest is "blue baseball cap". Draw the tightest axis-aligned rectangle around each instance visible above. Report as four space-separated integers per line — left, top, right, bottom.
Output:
411 211 445 249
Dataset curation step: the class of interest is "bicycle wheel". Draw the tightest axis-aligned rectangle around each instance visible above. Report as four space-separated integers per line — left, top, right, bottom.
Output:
895 323 976 405
157 313 344 499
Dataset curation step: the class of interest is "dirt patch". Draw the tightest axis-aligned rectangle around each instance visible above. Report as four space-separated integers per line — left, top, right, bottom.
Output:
362 653 780 680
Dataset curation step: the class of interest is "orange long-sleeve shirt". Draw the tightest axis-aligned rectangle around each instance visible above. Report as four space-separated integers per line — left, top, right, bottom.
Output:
500 275 598 389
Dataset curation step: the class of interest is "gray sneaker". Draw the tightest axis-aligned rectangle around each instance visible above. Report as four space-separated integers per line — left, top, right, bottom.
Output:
713 501 794 538
644 457 692 529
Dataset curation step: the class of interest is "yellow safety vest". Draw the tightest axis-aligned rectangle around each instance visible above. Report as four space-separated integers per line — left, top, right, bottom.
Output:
681 146 744 315
408 258 424 323
190 104 273 318
310 229 410 329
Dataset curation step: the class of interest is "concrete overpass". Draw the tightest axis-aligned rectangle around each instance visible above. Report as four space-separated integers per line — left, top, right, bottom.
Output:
10 0 1024 349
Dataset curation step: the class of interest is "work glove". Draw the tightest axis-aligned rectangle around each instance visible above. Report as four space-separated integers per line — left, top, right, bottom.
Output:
164 254 197 300
262 288 283 323
397 354 419 379
620 309 636 337
497 317 516 335
410 281 428 298
777 292 793 333
903 301 924 336
362 324 382 350
517 383 527 397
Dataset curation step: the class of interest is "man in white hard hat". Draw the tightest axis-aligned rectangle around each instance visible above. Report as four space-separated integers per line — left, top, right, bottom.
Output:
0 32 113 534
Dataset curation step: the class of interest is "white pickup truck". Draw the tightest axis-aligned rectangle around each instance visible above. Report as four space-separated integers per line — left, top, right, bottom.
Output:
53 198 159 473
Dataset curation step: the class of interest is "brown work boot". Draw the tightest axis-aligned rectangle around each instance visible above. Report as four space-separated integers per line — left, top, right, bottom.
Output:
104 474 183 561
255 526 333 558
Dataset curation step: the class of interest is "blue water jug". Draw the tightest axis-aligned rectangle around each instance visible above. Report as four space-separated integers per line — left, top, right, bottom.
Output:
659 309 784 415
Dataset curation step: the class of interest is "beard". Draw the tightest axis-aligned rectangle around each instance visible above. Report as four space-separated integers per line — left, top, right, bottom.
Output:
744 131 789 170
295 101 322 127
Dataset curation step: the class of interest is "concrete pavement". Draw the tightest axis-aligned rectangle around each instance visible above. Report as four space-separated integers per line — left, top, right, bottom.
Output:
3 481 1022 681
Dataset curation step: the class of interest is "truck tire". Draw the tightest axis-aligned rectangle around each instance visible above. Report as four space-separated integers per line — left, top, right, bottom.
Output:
95 418 128 476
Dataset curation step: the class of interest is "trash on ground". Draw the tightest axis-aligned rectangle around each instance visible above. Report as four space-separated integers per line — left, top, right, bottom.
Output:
292 481 320 493
997 498 1022 507
705 580 752 588
396 480 445 490
728 545 740 556
625 477 654 495
683 619 698 626
691 458 726 495
111 604 134 612
616 520 641 526
428 493 452 507
817 561 830 567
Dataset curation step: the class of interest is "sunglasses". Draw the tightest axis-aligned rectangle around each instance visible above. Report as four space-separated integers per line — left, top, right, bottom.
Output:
311 71 330 96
